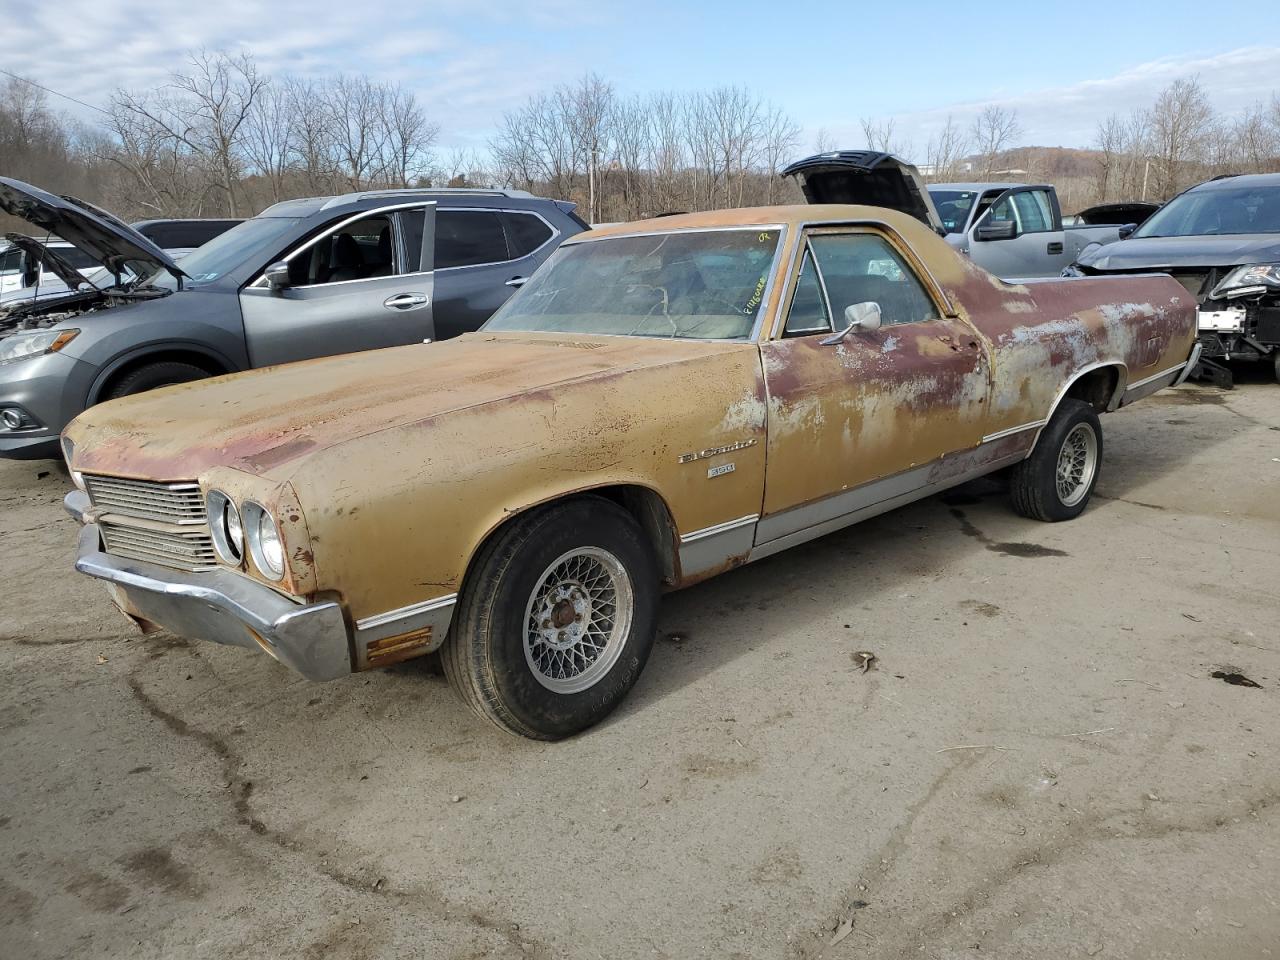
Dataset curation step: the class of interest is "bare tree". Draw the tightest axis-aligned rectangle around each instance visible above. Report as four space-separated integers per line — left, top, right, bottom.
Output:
922 115 969 181
970 105 1021 179
242 80 294 203
1147 76 1215 197
860 117 910 157
380 84 438 187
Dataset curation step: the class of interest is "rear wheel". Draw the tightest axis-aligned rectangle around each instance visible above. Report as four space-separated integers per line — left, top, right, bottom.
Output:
1272 350 1280 384
103 361 210 400
1009 399 1102 522
441 497 659 740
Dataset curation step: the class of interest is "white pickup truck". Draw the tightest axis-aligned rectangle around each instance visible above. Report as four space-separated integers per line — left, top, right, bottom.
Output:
782 151 1134 279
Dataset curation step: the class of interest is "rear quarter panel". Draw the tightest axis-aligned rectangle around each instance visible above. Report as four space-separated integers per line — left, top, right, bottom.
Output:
939 258 1194 435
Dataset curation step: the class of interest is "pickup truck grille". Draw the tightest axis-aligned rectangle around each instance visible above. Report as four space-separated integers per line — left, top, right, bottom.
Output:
99 520 218 571
83 475 206 525
84 474 215 571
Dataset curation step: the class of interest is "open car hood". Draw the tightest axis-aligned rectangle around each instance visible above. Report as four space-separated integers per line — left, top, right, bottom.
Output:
0 177 184 281
781 151 943 232
1075 201 1160 227
2 233 90 289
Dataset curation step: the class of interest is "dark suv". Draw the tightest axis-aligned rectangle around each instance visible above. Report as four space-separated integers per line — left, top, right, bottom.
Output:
0 181 586 459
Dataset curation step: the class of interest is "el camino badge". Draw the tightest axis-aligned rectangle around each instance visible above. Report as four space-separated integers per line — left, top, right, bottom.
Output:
678 439 757 464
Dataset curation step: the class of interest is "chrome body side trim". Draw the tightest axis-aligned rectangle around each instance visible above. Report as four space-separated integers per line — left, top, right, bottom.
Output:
73 522 352 681
982 420 1047 444
354 593 458 657
748 437 1031 563
1124 360 1187 393
677 515 759 580
679 515 759 544
1171 342 1202 387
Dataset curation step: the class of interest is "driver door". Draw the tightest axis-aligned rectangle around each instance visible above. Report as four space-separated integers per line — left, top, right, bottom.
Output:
756 226 991 547
239 203 436 367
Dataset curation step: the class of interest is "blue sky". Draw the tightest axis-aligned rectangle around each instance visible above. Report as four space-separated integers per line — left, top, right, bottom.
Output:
5 0 1279 156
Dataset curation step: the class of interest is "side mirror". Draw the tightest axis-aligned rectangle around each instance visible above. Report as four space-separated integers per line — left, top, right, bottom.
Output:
820 301 882 345
1118 223 1136 240
974 220 1018 242
263 261 292 289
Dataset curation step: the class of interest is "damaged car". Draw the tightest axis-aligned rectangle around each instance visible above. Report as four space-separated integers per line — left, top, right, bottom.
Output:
1066 173 1280 385
64 201 1196 739
0 177 583 459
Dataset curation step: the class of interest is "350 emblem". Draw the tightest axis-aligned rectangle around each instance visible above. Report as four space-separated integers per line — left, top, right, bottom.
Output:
677 438 758 464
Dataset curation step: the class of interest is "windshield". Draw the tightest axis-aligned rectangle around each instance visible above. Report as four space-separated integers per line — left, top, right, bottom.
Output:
929 190 978 234
1135 184 1280 238
485 229 780 340
148 216 304 290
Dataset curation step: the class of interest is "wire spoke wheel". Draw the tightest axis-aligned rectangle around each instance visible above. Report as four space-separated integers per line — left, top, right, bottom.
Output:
523 547 634 695
1055 422 1098 507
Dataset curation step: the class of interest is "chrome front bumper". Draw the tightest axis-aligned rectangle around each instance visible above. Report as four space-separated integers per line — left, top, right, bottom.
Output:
70 495 352 681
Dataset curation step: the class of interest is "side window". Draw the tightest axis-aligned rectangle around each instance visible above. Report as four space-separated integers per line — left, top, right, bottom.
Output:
435 210 509 269
971 190 1003 227
397 208 429 273
985 193 1017 228
1012 189 1054 232
503 212 554 258
808 233 939 327
783 248 831 337
287 214 396 287
0 247 23 276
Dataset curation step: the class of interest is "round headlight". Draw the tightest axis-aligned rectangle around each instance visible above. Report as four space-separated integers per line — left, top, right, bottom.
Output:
207 490 243 564
245 501 285 580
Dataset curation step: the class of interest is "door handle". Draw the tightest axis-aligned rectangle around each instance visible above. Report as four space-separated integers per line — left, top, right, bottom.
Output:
1047 241 1064 255
383 293 429 310
505 276 528 287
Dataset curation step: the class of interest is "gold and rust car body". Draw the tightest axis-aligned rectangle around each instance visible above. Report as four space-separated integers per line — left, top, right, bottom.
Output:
63 204 1197 680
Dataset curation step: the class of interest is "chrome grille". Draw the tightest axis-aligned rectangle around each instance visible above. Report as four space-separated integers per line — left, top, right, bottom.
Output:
100 520 217 572
84 475 206 525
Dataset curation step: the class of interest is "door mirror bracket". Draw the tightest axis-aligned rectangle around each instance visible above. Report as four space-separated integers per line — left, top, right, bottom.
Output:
820 301 882 345
974 220 1018 242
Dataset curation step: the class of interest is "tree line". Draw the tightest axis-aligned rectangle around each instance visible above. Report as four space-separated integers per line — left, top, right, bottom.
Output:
2 51 1278 235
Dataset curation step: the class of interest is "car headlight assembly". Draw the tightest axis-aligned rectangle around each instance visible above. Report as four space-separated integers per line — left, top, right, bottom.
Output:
207 490 244 564
244 501 285 581
0 329 79 365
1209 263 1280 300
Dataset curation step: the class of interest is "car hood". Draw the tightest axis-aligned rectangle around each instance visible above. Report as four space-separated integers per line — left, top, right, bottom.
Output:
65 331 754 482
1078 233 1280 270
780 150 943 232
1 233 88 289
0 177 183 280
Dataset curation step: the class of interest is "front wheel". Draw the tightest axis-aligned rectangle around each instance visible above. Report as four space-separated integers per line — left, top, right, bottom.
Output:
441 497 659 739
1009 398 1103 522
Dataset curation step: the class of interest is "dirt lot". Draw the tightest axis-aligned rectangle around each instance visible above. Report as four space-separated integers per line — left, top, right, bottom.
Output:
1 381 1278 960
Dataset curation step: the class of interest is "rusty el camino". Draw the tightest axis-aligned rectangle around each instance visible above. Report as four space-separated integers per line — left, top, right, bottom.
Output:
62 204 1197 738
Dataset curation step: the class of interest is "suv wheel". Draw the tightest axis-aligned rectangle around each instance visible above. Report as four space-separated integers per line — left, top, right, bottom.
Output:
104 361 210 400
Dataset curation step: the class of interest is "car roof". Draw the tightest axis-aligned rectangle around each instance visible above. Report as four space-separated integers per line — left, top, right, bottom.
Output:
257 188 556 219
572 204 939 242
1190 173 1280 191
929 182 1037 193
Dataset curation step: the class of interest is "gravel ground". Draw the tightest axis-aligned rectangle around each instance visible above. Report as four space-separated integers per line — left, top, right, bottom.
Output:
1 380 1278 960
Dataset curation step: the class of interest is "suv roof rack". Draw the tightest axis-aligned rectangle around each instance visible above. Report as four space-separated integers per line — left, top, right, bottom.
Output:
320 187 535 210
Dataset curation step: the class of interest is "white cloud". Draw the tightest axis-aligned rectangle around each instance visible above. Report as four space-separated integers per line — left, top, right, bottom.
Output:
822 46 1280 156
1 0 593 148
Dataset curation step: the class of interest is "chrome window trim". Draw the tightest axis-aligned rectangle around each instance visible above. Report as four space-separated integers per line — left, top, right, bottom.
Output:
795 220 956 319
247 200 438 290
431 206 562 273
496 224 789 344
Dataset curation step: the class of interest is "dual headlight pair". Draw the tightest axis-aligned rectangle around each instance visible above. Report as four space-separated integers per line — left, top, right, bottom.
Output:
206 490 285 581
